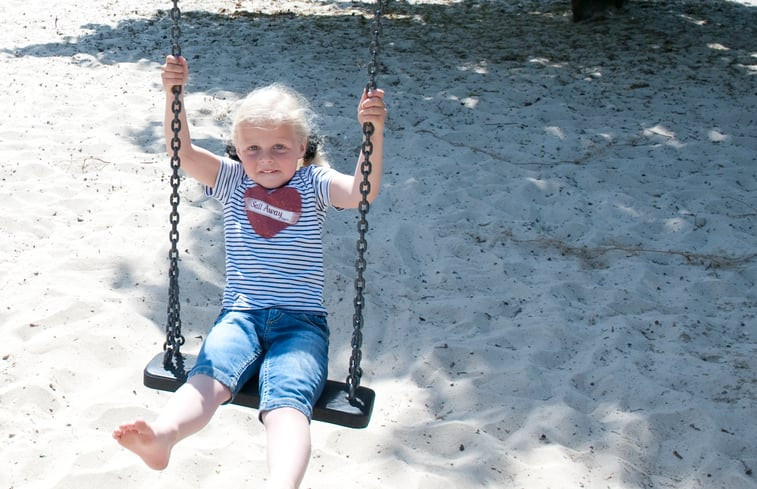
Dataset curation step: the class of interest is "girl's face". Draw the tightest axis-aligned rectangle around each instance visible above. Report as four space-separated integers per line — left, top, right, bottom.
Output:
235 123 306 189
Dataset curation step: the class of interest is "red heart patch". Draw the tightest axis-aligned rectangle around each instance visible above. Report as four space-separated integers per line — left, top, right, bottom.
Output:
244 186 302 238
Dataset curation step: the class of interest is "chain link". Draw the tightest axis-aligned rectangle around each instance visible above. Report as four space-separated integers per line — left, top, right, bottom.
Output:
164 0 185 367
347 0 383 401
169 3 182 58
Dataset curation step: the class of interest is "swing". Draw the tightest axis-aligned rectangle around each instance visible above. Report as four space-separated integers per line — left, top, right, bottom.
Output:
143 0 383 429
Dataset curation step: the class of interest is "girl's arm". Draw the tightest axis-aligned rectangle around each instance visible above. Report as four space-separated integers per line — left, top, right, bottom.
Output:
162 55 221 188
329 89 387 209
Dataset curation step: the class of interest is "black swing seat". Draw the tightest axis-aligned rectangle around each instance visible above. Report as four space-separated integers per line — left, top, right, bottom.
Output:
143 352 375 429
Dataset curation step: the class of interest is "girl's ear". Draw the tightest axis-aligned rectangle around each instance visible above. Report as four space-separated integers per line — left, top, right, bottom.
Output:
297 142 308 169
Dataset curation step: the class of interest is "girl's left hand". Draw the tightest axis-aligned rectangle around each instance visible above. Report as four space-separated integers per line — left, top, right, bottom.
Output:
358 88 387 130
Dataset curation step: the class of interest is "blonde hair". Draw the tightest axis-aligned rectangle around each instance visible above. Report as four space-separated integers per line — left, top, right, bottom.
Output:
231 83 329 167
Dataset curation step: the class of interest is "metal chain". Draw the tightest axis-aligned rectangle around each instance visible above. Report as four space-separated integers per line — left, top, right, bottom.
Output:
164 0 185 366
347 0 383 401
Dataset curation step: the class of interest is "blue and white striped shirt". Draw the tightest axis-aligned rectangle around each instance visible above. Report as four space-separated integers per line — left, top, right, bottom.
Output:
206 158 336 314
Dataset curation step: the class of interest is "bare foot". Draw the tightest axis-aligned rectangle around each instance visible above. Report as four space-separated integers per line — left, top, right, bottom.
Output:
112 420 173 470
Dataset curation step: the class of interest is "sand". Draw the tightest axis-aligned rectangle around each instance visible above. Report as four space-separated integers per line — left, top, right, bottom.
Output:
1 0 756 487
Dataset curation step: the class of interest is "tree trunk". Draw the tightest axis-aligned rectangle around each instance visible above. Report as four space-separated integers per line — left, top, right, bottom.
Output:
572 0 627 22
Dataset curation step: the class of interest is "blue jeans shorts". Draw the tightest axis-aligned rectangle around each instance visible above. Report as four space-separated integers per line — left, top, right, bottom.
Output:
188 308 330 421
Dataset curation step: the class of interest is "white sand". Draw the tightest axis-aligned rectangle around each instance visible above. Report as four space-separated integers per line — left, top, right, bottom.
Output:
1 0 756 487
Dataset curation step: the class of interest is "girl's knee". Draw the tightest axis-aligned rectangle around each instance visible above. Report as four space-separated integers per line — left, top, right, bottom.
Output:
261 406 308 426
186 373 232 405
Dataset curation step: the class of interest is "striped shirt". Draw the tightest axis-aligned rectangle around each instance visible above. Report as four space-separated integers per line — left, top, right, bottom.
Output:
206 158 336 314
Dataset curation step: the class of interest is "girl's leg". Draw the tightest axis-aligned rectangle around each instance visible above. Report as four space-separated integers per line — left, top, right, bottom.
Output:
258 310 329 488
261 407 312 489
112 374 231 470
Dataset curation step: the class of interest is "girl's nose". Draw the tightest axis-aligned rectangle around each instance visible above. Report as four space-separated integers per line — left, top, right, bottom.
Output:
258 149 274 164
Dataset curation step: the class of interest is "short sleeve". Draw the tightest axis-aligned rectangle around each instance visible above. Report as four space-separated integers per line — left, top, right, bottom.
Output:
204 157 246 205
300 165 338 210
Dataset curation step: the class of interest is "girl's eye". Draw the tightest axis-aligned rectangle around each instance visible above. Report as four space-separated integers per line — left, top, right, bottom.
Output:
247 145 259 152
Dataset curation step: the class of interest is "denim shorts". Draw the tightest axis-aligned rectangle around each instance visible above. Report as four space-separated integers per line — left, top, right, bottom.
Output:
188 308 330 421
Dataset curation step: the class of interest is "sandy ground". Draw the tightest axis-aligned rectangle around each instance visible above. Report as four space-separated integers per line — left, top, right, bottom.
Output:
1 0 756 487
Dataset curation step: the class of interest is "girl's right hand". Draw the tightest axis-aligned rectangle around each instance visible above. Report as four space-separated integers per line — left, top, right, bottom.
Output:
161 55 189 93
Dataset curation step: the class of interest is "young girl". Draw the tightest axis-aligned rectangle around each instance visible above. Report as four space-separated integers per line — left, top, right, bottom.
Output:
113 55 386 489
